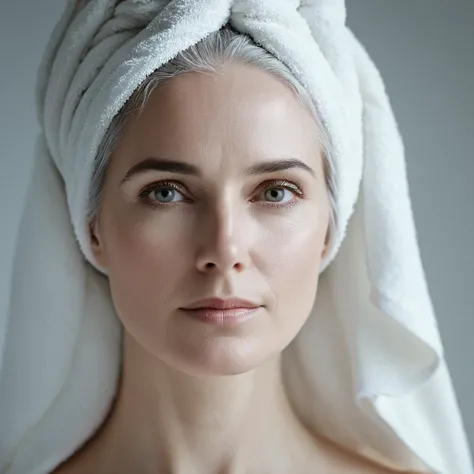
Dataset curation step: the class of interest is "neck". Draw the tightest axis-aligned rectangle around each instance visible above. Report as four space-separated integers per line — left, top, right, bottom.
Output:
94 331 319 474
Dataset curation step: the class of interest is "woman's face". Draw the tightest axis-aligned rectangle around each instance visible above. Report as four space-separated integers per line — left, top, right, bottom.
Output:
91 64 330 376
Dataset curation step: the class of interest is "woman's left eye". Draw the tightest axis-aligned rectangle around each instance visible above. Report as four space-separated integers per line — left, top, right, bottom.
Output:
253 180 304 207
259 187 293 204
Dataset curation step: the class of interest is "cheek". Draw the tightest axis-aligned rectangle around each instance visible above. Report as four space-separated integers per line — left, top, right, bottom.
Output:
112 199 203 258
109 217 183 270
258 208 327 325
102 210 191 314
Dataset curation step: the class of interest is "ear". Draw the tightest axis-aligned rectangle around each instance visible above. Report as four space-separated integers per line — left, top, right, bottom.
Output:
89 218 108 269
321 225 330 258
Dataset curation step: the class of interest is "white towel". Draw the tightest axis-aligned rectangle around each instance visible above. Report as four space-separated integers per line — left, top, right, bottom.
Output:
0 0 472 472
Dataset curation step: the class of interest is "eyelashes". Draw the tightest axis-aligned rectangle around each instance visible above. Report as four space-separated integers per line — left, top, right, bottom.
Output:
137 179 305 210
138 181 187 206
251 180 303 208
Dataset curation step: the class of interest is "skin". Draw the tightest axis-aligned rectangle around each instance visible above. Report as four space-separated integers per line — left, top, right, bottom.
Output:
53 64 421 474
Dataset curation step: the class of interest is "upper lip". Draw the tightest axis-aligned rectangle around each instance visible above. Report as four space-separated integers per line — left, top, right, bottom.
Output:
182 298 261 310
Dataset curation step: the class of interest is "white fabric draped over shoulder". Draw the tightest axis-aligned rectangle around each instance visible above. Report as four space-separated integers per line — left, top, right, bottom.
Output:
0 1 471 473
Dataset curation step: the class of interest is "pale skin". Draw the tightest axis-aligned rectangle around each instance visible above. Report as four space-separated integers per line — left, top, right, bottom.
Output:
53 64 422 474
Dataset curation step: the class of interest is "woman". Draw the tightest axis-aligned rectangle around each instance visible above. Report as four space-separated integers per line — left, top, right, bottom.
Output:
51 25 411 474
1 1 471 473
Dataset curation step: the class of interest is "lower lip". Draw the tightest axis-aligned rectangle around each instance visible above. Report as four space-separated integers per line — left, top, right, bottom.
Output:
180 307 261 326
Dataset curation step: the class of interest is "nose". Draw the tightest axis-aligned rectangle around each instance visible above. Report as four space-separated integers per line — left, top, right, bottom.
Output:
195 200 251 275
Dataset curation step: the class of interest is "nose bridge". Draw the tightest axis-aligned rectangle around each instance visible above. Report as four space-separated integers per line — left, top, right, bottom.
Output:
196 195 249 273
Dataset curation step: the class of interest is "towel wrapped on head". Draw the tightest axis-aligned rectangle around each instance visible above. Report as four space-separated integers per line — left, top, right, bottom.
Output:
0 1 471 473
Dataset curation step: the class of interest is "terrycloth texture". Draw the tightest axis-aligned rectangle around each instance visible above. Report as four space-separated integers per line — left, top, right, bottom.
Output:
0 0 472 472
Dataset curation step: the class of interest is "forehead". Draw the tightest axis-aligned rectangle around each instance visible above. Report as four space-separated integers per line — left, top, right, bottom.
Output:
112 64 323 172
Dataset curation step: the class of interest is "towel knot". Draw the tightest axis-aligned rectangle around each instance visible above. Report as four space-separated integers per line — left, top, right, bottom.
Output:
231 0 299 24
91 0 169 48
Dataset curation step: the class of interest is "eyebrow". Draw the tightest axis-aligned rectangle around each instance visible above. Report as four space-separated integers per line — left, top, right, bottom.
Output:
120 156 316 184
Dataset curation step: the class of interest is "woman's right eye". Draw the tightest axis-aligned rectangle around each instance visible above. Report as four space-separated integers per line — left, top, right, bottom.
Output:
138 181 187 207
150 186 185 203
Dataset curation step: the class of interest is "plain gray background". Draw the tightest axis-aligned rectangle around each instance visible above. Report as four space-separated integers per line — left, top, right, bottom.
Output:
1 0 473 455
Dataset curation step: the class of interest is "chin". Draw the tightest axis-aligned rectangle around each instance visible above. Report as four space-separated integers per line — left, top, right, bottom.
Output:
168 337 276 377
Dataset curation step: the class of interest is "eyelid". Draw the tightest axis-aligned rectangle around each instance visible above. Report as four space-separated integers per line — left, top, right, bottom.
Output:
139 180 188 196
137 180 191 206
257 179 304 195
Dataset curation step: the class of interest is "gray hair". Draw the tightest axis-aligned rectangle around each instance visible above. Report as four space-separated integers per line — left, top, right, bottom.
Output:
87 23 337 243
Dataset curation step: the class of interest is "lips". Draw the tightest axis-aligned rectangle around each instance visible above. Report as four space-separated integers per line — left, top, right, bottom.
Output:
180 298 262 326
182 298 260 310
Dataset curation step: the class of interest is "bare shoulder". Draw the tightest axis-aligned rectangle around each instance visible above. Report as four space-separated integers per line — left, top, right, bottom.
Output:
324 451 426 474
49 457 77 474
49 450 90 474
50 402 117 474
312 434 426 474
346 459 425 474
48 432 104 474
